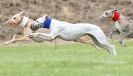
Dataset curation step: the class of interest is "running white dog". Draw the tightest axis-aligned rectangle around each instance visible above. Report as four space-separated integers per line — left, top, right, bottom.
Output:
29 16 117 56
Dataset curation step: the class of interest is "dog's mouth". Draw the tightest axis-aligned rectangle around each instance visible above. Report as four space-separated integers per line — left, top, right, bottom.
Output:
5 20 18 27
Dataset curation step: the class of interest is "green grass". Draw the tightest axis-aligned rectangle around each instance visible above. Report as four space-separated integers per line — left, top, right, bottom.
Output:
0 41 133 76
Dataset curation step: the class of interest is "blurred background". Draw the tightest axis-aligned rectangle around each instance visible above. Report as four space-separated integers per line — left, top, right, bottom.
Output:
0 0 133 41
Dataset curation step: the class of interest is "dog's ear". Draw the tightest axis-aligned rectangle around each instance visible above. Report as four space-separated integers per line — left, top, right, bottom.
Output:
4 17 9 21
112 9 117 13
42 15 47 19
19 11 25 16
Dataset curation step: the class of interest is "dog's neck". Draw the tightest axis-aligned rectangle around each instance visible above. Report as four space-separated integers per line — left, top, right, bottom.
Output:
19 16 29 27
42 16 51 29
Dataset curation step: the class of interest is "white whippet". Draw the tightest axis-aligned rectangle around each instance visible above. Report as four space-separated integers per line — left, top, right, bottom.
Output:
29 16 117 56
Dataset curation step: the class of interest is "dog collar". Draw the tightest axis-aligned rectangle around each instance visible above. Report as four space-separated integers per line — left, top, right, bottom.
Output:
43 16 51 29
111 10 120 22
19 16 29 27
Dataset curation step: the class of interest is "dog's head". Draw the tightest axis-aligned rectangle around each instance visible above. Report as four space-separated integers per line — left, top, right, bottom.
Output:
99 9 118 22
30 15 47 31
5 12 25 27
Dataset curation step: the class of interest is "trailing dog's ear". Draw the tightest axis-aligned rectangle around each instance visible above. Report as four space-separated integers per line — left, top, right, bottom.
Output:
42 15 47 19
42 15 51 20
4 17 9 21
112 9 117 13
19 11 25 16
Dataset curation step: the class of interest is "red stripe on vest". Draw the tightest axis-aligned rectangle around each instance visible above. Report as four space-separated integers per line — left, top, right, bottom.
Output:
112 11 120 22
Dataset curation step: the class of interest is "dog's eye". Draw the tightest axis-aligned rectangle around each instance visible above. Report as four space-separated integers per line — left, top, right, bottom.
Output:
13 17 16 19
105 12 108 15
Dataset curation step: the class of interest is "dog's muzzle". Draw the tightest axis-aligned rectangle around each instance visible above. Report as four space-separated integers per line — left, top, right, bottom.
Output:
30 24 37 31
30 23 43 31
99 16 110 22
30 24 39 31
99 16 105 21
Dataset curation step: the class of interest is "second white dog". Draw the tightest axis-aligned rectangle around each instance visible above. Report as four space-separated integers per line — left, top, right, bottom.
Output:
29 16 117 56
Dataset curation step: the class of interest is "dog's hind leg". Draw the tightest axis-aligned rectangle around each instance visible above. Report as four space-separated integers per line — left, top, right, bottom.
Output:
119 32 129 47
101 43 117 56
108 30 120 39
74 36 100 50
89 34 117 56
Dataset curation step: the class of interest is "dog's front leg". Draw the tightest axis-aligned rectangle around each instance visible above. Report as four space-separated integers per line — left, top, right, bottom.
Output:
13 36 30 42
29 33 57 41
4 34 17 45
4 35 30 45
119 31 131 47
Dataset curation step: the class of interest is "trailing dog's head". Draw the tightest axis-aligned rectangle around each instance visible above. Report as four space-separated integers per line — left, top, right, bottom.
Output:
99 9 120 22
30 15 51 31
5 12 26 27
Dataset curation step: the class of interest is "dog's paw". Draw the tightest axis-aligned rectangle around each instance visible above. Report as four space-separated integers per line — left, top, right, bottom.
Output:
28 35 33 38
28 33 40 38
4 42 10 45
123 44 127 47
28 33 34 38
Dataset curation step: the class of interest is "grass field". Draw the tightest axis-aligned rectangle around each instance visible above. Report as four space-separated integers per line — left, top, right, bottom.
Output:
0 41 133 76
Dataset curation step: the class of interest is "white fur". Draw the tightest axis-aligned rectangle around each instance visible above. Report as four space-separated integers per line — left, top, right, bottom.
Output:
19 16 29 27
29 17 117 56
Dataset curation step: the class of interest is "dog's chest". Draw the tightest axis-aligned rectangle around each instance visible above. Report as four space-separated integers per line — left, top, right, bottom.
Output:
57 25 89 40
